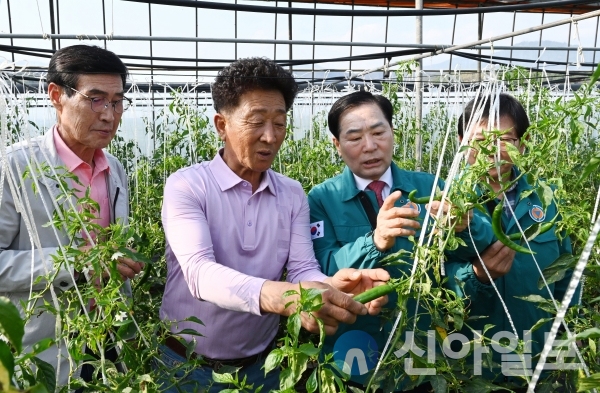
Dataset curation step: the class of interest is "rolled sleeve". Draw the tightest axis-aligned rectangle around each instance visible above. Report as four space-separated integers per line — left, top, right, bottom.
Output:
445 260 495 301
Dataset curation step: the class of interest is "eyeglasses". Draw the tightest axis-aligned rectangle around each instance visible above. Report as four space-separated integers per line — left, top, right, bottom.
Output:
471 136 520 149
67 86 131 114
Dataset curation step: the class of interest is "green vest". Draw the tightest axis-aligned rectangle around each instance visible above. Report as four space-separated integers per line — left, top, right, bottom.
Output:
445 169 579 385
308 162 494 388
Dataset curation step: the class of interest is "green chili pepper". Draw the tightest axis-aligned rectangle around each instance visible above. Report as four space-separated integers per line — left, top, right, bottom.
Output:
492 203 535 254
408 189 442 205
353 284 395 304
507 221 554 242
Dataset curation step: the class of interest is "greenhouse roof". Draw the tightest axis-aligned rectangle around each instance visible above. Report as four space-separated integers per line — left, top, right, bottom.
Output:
296 0 600 14
1 0 599 88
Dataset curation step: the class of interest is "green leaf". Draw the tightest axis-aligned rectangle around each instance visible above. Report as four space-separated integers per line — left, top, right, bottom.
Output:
17 338 56 365
504 142 521 164
589 63 600 86
574 328 600 341
279 367 294 390
521 222 544 241
462 378 507 393
116 321 138 341
298 343 320 357
24 384 50 393
430 375 447 393
32 338 54 354
578 372 600 392
347 387 365 393
117 247 153 265
515 295 556 314
32 357 56 393
578 152 600 184
172 328 204 337
290 352 309 382
319 368 337 393
287 313 301 342
515 294 547 303
589 296 600 304
452 311 464 331
526 173 535 186
538 254 578 290
536 182 553 210
0 340 14 385
263 348 283 375
283 290 299 298
301 288 326 301
0 297 24 353
212 370 235 384
306 368 318 393
113 316 133 327
529 317 553 333
183 316 205 326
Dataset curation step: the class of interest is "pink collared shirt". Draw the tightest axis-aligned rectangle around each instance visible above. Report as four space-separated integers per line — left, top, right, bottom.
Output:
160 150 327 359
53 126 110 230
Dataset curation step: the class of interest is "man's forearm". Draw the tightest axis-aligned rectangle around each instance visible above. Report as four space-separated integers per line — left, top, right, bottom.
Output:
259 280 299 316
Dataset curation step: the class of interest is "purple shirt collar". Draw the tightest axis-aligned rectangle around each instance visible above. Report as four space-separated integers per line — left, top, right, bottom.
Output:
209 149 276 196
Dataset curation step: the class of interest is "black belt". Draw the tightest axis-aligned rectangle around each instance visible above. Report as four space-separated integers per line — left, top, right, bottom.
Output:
164 335 272 371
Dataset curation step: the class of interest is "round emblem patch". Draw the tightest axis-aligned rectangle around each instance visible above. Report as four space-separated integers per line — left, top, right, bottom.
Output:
529 205 545 222
403 201 421 213
333 330 379 376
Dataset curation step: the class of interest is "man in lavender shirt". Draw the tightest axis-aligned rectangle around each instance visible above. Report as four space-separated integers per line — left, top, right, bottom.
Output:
158 58 390 392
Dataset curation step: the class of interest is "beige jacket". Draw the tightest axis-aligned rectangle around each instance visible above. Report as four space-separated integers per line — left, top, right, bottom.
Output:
0 130 130 387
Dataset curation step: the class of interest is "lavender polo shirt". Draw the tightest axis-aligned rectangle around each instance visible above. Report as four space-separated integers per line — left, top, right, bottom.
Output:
159 150 327 359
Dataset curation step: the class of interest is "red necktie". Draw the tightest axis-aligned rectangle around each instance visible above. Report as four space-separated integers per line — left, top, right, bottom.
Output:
367 180 386 208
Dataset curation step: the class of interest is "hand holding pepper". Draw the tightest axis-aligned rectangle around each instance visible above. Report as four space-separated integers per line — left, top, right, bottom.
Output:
373 191 421 252
472 240 516 283
426 200 473 233
327 268 390 316
78 244 144 282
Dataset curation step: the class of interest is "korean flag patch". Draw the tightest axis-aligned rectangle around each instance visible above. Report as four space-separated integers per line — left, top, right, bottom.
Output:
310 221 324 240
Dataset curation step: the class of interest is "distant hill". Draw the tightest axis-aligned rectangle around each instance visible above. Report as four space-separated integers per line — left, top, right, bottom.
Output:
423 40 598 72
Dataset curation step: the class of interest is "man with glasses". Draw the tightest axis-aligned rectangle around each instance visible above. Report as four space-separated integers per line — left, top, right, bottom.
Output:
445 93 579 391
0 45 142 388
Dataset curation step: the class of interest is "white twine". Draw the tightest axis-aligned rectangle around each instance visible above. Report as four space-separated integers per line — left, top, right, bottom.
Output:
527 214 600 392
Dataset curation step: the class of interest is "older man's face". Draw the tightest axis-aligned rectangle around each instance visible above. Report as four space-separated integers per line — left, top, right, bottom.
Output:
49 74 124 163
333 103 394 181
217 89 287 184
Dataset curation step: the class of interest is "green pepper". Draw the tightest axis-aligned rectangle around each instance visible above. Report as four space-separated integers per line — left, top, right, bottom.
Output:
507 221 554 242
491 203 535 254
408 189 442 205
353 284 395 304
